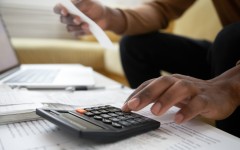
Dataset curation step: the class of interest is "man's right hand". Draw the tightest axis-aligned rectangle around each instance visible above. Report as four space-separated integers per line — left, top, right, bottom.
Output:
54 0 109 37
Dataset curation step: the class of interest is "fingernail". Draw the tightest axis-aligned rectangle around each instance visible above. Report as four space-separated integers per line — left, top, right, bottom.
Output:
151 102 162 115
61 10 66 16
127 98 140 109
174 113 184 124
73 18 80 25
121 104 128 111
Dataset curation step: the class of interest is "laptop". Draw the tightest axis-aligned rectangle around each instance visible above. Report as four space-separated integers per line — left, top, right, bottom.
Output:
0 15 95 89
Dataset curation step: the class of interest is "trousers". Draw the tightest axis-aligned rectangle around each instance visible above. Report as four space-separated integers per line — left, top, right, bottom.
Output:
120 22 240 137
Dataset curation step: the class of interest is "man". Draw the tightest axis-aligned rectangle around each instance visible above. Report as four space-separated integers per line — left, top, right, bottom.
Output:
54 0 240 137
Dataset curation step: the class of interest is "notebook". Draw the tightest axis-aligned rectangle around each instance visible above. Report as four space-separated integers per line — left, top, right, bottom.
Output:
0 15 95 89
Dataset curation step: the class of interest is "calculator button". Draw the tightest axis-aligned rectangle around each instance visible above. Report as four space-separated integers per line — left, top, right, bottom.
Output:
91 107 100 110
99 110 109 113
84 108 93 111
117 116 127 120
124 115 134 119
109 117 120 122
91 111 101 115
84 112 94 116
115 112 124 116
93 115 102 120
99 106 108 109
108 108 121 112
100 114 111 119
76 108 87 114
111 122 122 128
119 121 131 126
108 113 118 117
127 120 138 124
102 119 112 124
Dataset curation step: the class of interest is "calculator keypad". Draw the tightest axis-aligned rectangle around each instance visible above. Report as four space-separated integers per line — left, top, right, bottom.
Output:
37 105 160 142
76 105 148 128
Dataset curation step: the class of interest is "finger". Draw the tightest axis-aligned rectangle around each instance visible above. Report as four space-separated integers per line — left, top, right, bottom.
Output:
71 0 82 4
70 30 86 37
54 4 68 16
73 0 90 14
125 79 154 103
174 95 207 124
61 15 82 25
125 76 177 111
121 79 154 112
67 25 83 32
151 79 196 116
171 98 190 108
172 74 203 82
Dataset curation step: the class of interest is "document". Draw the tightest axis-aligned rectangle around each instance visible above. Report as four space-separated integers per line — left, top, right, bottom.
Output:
59 0 114 49
0 91 53 106
0 90 239 150
0 89 131 124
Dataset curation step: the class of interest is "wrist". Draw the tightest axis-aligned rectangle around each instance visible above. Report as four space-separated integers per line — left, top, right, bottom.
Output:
210 65 240 107
222 65 240 107
230 66 240 107
105 7 126 34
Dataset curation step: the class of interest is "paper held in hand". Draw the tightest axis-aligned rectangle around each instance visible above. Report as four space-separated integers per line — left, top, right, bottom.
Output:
59 0 114 49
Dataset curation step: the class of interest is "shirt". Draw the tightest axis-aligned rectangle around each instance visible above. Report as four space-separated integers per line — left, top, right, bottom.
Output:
121 0 240 35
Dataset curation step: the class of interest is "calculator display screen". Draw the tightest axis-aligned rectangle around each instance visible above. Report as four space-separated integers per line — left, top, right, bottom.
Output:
61 113 103 130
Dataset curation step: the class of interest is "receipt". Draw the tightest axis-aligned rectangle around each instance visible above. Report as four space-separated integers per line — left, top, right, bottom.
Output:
59 0 114 49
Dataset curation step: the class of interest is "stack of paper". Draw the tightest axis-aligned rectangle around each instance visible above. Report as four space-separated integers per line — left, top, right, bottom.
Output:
0 89 131 124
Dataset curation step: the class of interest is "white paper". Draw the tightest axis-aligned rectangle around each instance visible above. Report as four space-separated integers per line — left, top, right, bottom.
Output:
0 89 239 149
59 0 114 49
0 91 55 106
0 103 44 115
46 89 131 106
0 106 239 150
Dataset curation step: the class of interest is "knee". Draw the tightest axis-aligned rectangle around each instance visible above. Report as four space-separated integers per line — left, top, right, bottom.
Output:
119 35 140 53
213 22 240 53
119 31 162 58
119 36 138 62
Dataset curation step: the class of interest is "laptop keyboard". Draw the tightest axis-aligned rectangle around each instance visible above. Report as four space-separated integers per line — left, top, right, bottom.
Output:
5 69 60 83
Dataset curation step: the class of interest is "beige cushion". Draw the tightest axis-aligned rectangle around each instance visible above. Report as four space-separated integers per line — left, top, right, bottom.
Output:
12 38 105 70
104 44 124 76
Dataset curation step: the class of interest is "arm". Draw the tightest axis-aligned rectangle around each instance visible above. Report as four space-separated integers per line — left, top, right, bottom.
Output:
122 65 240 124
54 0 196 36
121 0 196 35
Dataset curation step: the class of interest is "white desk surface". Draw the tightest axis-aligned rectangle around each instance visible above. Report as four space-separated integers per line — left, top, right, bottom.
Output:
0 71 239 150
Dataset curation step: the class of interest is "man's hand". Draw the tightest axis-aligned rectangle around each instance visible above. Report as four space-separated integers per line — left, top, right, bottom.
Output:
53 0 125 36
122 67 240 124
54 0 109 36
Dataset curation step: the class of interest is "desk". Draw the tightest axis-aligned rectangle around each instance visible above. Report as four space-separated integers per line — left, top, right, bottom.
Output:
0 71 239 150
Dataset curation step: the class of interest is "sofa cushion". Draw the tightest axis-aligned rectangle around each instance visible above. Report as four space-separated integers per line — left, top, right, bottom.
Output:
12 38 105 70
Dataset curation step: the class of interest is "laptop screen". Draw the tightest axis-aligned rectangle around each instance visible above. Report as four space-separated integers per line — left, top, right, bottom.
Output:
0 16 19 74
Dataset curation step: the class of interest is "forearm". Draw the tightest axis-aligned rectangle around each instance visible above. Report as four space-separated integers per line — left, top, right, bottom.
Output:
106 0 195 35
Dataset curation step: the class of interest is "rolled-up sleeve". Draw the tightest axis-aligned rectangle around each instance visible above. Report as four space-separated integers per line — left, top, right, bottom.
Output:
120 0 196 35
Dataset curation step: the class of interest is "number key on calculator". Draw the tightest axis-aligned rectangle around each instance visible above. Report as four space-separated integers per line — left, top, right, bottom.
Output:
36 105 160 142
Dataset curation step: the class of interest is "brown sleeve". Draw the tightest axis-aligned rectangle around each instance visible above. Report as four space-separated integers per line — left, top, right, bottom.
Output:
120 0 196 35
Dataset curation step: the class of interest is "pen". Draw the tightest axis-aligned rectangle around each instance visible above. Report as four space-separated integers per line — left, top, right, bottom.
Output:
65 85 125 92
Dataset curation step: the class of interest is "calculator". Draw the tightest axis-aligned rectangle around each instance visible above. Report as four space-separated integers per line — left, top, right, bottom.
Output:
36 105 160 142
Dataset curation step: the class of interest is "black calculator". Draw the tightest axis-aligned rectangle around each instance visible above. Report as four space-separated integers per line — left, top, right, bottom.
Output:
36 105 160 142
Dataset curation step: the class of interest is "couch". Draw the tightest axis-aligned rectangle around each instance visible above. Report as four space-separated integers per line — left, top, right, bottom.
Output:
1 0 221 87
